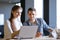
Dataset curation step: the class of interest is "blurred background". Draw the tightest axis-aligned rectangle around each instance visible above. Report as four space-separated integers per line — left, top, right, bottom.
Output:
0 0 60 38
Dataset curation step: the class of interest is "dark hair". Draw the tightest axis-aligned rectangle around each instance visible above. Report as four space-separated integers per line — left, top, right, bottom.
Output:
27 8 36 13
9 5 22 22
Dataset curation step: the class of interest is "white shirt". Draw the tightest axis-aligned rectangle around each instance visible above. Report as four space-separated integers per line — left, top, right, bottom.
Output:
6 19 22 33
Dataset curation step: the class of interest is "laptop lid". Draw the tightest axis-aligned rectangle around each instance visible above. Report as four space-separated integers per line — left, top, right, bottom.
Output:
18 26 38 39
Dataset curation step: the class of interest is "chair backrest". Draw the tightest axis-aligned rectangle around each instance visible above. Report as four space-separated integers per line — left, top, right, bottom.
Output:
4 21 11 39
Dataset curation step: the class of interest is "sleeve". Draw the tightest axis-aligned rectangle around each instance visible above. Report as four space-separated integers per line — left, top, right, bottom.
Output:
36 18 43 35
41 19 53 31
23 22 29 26
6 20 13 33
4 20 12 39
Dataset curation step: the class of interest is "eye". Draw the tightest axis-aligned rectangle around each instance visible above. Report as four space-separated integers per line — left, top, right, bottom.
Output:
32 14 34 15
16 13 18 15
29 13 35 15
29 14 31 15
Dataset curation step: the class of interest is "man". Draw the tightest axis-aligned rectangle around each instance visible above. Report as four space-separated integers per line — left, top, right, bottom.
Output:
23 8 53 37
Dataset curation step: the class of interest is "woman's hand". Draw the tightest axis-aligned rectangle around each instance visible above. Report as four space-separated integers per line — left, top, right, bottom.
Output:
11 30 20 38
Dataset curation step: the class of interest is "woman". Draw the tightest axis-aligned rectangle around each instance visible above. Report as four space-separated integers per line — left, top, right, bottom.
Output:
6 5 23 38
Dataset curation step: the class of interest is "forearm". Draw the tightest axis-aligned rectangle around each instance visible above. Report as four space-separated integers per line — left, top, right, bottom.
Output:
11 30 20 38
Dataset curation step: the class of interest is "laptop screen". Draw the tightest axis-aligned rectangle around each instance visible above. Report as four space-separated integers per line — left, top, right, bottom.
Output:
18 26 38 39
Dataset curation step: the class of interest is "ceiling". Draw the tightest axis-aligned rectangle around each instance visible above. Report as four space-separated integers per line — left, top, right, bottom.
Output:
0 0 20 4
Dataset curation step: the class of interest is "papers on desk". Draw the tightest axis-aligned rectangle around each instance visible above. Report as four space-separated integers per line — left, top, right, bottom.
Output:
35 36 56 40
48 28 58 38
51 30 57 38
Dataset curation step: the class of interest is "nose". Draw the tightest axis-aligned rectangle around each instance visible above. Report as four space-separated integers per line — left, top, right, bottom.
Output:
30 14 34 18
18 12 21 16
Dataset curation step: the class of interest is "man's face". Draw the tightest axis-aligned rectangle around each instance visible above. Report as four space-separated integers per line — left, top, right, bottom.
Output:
28 11 36 20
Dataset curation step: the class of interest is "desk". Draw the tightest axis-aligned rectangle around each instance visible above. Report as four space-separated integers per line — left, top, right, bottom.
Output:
10 36 57 40
20 37 56 40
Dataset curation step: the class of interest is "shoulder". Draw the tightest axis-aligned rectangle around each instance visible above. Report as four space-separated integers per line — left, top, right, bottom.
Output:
4 19 13 34
36 18 43 21
36 18 45 24
5 19 11 26
6 19 10 24
23 20 29 26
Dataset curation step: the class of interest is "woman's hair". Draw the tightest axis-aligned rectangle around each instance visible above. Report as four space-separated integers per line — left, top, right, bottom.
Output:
9 5 22 22
10 5 22 19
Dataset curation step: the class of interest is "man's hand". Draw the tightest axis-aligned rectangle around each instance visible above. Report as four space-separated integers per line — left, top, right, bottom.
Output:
35 32 41 37
48 29 53 32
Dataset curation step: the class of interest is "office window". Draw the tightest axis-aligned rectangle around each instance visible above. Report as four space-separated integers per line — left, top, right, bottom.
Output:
0 14 4 25
0 14 4 38
34 0 43 18
57 0 60 29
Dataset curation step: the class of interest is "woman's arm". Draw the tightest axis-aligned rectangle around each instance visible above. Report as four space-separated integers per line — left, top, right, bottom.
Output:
11 30 20 38
11 20 17 32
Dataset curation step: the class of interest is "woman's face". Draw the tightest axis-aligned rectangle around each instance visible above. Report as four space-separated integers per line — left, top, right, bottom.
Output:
12 8 22 18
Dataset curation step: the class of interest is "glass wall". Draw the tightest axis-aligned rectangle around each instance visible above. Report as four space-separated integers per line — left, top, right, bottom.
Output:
34 0 43 18
57 0 60 29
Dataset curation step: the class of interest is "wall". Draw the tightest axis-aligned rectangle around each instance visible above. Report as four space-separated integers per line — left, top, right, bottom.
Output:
49 0 56 28
25 0 34 21
0 3 15 20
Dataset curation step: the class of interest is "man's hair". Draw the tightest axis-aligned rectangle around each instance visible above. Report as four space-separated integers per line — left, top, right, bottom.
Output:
27 8 36 13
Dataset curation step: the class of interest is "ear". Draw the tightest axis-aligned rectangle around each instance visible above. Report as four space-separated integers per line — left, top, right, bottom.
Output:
35 12 37 15
35 13 37 15
11 11 14 14
28 13 29 18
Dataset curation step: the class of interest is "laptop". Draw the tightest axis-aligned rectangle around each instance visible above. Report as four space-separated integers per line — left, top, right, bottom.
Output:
18 26 38 40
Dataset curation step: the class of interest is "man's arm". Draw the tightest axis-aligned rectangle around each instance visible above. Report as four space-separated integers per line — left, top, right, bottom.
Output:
35 32 42 37
41 19 53 31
